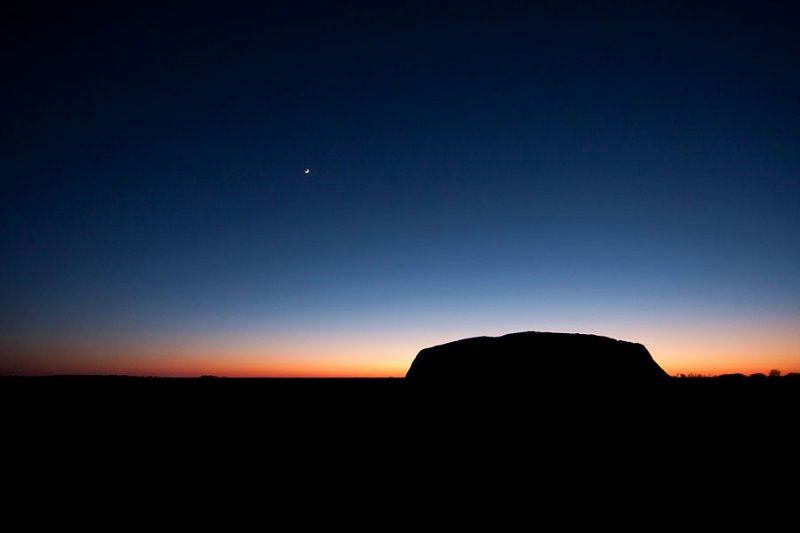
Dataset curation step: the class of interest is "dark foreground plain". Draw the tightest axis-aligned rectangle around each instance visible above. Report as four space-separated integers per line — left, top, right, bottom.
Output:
4 374 797 445
3 374 797 517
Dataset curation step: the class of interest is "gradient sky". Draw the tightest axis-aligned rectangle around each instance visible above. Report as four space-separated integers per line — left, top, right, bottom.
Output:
2 1 799 377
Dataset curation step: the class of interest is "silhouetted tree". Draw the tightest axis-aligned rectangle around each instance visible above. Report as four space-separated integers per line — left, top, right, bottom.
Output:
769 369 781 377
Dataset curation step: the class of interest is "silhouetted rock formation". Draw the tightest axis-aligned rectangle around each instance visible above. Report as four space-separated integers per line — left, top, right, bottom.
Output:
406 331 668 389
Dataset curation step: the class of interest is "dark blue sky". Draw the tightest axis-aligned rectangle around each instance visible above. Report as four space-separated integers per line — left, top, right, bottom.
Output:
2 1 798 375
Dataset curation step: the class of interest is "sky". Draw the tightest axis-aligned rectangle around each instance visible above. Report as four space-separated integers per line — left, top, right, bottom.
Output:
2 1 798 377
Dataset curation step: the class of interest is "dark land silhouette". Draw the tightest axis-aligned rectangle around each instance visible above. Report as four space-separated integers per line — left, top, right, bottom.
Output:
3 347 797 516
4 337 794 521
3 331 797 489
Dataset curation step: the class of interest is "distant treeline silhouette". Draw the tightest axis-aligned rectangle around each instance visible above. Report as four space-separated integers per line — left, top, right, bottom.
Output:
675 371 799 379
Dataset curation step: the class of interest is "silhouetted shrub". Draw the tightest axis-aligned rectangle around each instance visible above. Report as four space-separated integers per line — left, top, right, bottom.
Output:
677 373 712 379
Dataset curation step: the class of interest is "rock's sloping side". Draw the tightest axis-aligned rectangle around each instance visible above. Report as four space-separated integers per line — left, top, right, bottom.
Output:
405 331 669 387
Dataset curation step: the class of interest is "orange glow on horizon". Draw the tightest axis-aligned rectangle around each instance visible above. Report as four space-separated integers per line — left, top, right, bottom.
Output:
0 337 413 378
1 321 798 378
